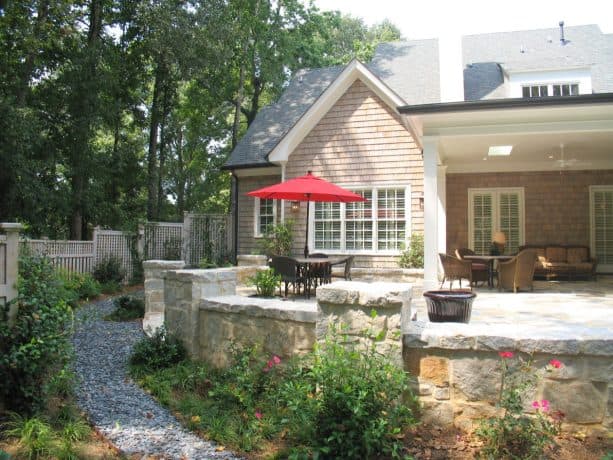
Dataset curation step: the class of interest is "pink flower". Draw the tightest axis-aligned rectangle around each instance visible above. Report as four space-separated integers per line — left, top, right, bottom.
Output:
255 411 262 420
541 399 550 410
498 351 514 359
549 359 563 369
272 355 281 365
532 400 550 411
531 400 540 409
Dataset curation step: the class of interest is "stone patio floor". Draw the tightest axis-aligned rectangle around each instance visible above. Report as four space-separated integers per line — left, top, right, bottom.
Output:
237 276 613 346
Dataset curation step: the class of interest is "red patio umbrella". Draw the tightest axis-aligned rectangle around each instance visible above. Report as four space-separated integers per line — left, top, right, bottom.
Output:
247 171 366 257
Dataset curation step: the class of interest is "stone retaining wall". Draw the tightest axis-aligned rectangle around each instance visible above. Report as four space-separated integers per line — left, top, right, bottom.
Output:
404 331 613 434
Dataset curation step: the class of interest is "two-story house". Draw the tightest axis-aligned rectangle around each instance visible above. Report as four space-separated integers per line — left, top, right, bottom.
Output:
223 23 613 289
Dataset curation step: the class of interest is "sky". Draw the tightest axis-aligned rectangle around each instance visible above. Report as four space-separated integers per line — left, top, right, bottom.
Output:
313 0 613 39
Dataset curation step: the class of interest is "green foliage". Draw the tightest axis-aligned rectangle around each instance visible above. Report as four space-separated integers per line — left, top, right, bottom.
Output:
132 323 417 458
57 271 101 303
399 233 424 269
130 326 187 371
247 269 281 297
92 257 125 284
3 412 90 460
105 295 145 322
0 254 74 413
475 353 563 459
258 221 294 257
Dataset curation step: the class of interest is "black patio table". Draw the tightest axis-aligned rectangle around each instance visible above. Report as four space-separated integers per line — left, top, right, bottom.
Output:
292 256 348 298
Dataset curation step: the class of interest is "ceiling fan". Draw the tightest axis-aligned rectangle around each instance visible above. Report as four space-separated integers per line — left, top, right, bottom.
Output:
552 143 591 171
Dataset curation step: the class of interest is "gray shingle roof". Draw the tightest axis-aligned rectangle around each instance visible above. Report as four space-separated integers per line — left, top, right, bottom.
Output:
223 66 343 169
225 24 613 169
463 25 613 99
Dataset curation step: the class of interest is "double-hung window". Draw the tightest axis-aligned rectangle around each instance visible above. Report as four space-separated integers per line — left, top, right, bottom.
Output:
254 198 275 237
468 188 524 255
313 186 409 253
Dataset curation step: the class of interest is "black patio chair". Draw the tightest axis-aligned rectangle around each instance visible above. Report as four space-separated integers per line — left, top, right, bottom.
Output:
331 255 354 281
270 255 307 297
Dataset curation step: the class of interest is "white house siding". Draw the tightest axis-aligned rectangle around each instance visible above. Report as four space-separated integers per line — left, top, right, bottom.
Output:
284 79 424 268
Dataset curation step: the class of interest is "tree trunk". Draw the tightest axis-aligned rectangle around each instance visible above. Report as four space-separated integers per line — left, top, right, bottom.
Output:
147 61 165 220
231 40 248 149
176 127 185 219
157 80 173 216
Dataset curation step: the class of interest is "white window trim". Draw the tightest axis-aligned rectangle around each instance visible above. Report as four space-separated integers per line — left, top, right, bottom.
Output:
253 197 276 238
309 184 412 255
521 82 580 98
467 187 525 252
589 185 613 273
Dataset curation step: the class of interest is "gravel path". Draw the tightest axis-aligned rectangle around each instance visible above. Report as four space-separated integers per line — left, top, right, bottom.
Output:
72 296 242 459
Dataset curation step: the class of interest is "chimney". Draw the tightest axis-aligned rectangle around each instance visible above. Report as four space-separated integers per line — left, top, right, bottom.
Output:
439 34 465 102
559 20 566 44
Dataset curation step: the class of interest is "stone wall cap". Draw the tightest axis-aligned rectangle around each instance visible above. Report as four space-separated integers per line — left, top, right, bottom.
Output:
143 260 186 268
317 281 412 308
201 295 318 323
0 223 24 231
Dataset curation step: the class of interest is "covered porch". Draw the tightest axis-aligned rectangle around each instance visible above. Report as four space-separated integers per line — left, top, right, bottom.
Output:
399 94 613 290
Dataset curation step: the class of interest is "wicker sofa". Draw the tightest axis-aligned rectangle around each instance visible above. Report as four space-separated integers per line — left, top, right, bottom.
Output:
518 245 597 280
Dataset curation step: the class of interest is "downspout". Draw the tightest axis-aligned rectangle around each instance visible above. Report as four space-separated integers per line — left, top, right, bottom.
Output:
231 172 239 264
280 162 287 223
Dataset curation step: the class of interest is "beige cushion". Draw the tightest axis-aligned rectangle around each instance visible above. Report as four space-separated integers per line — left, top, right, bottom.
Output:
574 262 594 273
567 247 588 264
546 246 567 263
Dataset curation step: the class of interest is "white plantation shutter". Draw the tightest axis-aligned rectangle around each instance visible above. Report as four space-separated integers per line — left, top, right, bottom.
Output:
469 188 524 255
471 193 493 255
591 187 613 270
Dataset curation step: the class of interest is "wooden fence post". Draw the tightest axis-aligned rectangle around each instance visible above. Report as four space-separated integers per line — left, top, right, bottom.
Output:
137 224 145 261
92 226 100 267
1 223 23 325
182 211 192 266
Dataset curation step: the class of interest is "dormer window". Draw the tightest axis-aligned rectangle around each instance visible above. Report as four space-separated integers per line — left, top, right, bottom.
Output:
522 82 579 98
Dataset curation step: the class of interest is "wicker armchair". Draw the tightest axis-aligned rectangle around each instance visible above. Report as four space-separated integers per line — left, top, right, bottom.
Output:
497 249 538 293
455 248 489 286
439 253 473 290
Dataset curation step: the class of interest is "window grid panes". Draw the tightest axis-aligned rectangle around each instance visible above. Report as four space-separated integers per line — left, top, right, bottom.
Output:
313 187 408 253
522 83 579 98
377 189 406 250
258 199 274 235
346 190 373 250
314 202 341 250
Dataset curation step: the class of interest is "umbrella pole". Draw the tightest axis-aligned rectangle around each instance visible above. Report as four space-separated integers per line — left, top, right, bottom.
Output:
304 198 310 258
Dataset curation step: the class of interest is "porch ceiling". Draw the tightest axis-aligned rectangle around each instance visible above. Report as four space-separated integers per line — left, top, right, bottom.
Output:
409 101 613 174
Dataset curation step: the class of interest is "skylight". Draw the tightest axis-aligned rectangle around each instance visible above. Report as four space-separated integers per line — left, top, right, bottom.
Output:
488 145 513 156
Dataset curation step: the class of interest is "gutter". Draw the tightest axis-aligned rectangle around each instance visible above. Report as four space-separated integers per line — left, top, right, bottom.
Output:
220 161 274 171
398 92 613 115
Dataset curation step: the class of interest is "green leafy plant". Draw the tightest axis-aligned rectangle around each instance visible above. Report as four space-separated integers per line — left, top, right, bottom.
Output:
132 320 418 458
258 221 294 256
0 254 74 413
92 256 125 284
130 326 187 371
105 295 144 321
58 270 101 302
475 352 564 459
399 232 424 268
247 268 281 297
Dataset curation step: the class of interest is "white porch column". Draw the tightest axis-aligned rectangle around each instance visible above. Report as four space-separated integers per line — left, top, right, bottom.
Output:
437 165 448 257
423 138 443 290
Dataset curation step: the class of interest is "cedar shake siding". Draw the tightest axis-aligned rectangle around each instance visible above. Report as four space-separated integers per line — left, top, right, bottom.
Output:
238 174 281 256
283 79 423 268
446 170 613 251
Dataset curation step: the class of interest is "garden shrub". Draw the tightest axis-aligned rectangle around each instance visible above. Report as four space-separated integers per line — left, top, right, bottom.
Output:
105 294 144 321
130 326 187 370
0 254 74 413
58 270 101 302
475 352 564 459
92 256 125 284
258 221 293 256
247 268 281 297
399 232 424 268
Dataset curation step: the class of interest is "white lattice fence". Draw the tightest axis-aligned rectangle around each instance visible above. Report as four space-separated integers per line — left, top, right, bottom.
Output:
144 222 183 260
182 213 233 267
94 229 137 281
22 240 95 276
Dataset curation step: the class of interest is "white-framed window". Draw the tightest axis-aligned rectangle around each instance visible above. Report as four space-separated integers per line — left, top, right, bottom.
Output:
468 188 525 255
254 198 276 237
521 82 579 98
590 186 613 272
312 186 409 254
